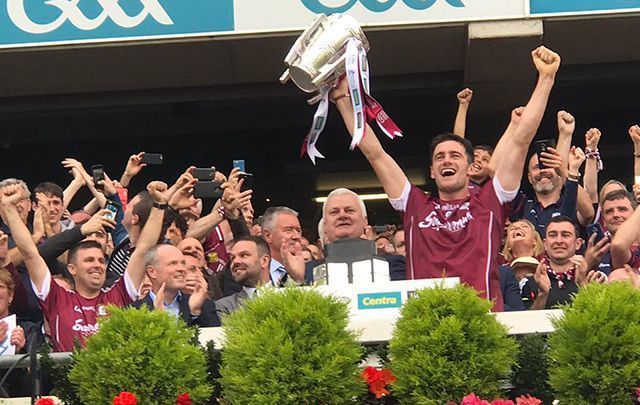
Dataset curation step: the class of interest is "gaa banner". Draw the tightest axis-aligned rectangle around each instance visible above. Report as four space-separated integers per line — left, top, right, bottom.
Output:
0 0 234 48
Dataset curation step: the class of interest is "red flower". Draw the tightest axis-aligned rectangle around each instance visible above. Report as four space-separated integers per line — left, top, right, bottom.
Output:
35 399 55 405
515 394 542 405
461 393 490 405
113 391 137 405
491 400 515 405
176 393 192 405
361 366 397 399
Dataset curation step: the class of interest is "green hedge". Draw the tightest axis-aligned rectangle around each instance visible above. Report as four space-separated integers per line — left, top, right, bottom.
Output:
389 284 517 404
220 288 365 404
548 282 640 404
68 306 212 404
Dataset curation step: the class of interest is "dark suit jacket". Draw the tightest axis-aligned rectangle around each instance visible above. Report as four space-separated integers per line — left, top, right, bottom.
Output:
499 265 526 311
304 255 406 283
132 293 221 327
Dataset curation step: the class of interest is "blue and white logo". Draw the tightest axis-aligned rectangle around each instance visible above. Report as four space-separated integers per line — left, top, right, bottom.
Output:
0 0 234 47
301 0 465 14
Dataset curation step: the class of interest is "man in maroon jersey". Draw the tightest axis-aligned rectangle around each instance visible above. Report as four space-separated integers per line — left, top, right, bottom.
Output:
332 46 561 310
1 181 167 351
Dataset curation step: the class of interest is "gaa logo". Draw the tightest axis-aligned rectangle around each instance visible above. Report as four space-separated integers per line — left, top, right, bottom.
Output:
302 0 465 14
7 0 173 34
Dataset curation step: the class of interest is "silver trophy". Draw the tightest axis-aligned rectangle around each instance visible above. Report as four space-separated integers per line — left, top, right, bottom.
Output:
280 14 369 103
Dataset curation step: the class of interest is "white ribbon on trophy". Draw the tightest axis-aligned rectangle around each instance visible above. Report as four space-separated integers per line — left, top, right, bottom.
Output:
281 14 403 164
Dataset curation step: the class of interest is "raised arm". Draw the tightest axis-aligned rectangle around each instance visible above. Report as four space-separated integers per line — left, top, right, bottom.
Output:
629 125 640 179
62 166 85 210
611 185 640 269
453 88 473 138
488 106 524 175
555 111 574 182
494 46 560 192
332 79 408 199
119 152 147 188
1 185 49 291
125 181 167 289
584 128 601 204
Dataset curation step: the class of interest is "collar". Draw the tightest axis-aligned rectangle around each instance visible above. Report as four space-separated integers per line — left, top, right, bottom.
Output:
148 289 182 306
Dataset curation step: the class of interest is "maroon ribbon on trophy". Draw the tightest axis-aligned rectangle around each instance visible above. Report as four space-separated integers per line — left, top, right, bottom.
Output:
300 38 402 164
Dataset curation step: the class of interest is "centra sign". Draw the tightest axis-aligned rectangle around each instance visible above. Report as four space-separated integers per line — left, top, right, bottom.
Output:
357 292 403 310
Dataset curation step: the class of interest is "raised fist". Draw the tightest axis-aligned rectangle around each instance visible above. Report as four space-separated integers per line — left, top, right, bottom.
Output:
532 46 561 77
456 88 473 105
585 128 601 150
629 125 640 145
0 185 24 207
147 181 170 204
511 106 525 124
557 110 575 135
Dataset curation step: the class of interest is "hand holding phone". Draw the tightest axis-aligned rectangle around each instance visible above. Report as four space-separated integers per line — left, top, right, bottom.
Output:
141 153 163 165
534 139 557 169
104 200 121 221
91 165 105 191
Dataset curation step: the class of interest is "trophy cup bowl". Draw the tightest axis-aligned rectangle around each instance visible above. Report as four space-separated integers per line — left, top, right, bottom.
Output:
280 14 369 95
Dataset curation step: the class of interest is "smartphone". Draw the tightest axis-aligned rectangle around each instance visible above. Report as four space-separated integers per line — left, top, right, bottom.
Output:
586 223 606 244
91 164 105 191
141 153 163 165
193 167 215 181
104 200 121 221
239 172 253 192
534 139 557 169
194 181 223 199
233 159 245 172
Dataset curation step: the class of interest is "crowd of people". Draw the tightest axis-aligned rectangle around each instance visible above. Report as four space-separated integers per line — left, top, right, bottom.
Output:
1 45 640 388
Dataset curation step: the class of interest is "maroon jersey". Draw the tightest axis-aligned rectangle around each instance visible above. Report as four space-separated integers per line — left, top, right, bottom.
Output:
34 272 137 352
391 178 514 311
203 225 229 275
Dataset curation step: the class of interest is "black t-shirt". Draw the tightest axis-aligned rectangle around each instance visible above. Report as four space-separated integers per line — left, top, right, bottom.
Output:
526 272 579 309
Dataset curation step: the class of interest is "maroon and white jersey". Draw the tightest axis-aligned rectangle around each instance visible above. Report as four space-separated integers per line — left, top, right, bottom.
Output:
390 177 517 311
32 272 138 352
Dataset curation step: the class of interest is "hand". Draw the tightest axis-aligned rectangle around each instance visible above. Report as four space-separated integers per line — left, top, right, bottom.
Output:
221 180 252 217
568 146 586 174
634 183 640 204
80 209 116 236
557 110 575 135
123 152 147 178
187 273 208 316
456 88 473 105
1 185 25 207
571 255 590 287
629 125 640 148
168 179 198 210
510 106 525 125
10 326 26 353
534 261 551 294
147 181 170 205
32 206 46 243
62 158 92 185
173 167 196 192
0 231 8 267
539 147 566 178
532 46 561 77
280 238 305 284
96 173 118 197
584 234 611 271
329 76 349 102
585 128 601 150
69 167 85 185
585 270 607 285
154 282 166 311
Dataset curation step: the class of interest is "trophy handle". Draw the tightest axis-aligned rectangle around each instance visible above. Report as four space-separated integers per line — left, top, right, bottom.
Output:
284 14 327 65
279 69 291 84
